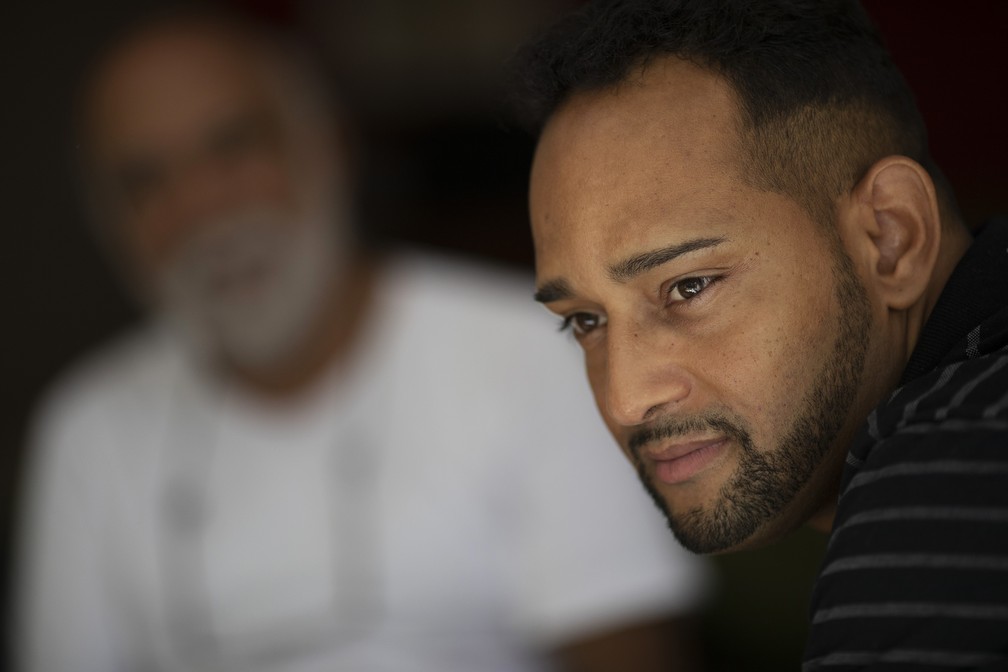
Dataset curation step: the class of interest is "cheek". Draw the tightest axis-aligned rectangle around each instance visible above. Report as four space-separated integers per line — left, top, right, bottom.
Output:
112 213 174 281
707 288 837 425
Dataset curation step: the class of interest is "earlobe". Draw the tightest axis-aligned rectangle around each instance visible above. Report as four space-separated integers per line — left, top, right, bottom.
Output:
851 156 942 311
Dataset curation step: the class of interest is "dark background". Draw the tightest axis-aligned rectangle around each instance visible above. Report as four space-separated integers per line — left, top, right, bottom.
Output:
3 1 1006 669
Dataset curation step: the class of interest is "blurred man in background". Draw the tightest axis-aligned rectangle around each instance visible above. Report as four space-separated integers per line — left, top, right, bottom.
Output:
13 8 707 672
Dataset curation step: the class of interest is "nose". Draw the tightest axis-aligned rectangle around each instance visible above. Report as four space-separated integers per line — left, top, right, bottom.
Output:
602 320 692 427
135 157 241 267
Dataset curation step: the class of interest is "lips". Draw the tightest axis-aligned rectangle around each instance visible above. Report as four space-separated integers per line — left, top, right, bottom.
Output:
646 437 727 485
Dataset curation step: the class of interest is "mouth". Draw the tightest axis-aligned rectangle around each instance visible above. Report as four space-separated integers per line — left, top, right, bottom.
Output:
644 437 728 485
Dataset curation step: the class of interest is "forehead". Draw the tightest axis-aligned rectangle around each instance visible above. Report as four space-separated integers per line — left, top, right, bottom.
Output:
530 58 748 276
84 27 274 162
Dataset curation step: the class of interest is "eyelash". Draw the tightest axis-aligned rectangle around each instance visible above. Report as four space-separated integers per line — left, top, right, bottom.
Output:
558 312 605 335
665 274 720 304
558 275 720 336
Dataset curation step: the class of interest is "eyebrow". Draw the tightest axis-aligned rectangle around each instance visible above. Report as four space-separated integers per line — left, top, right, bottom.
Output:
533 278 574 304
534 236 727 303
608 236 727 282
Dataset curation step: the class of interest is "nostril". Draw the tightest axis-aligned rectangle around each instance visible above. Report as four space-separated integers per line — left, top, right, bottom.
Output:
641 403 665 423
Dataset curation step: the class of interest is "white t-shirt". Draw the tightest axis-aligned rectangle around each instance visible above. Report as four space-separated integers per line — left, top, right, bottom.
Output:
16 252 707 672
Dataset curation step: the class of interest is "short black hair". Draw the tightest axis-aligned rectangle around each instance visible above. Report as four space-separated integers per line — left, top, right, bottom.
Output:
512 0 958 227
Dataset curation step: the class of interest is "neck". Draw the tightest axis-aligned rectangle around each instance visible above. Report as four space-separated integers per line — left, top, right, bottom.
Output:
903 221 973 359
806 503 837 534
809 221 975 534
224 253 382 400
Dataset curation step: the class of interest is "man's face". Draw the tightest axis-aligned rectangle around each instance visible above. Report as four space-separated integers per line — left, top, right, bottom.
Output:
86 29 296 273
530 59 874 553
84 27 348 367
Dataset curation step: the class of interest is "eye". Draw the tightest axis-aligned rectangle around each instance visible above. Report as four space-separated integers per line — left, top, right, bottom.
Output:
667 276 717 303
559 311 607 336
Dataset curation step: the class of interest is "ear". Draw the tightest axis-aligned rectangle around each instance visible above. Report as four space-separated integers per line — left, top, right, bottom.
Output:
845 156 942 311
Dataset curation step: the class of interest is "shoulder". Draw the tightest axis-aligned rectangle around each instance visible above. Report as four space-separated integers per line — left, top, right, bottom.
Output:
847 305 1008 482
380 250 584 376
805 332 1008 666
383 250 547 325
28 323 184 456
834 328 1008 555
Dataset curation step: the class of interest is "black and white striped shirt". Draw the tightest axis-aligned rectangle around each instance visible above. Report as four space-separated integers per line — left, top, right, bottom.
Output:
804 220 1008 671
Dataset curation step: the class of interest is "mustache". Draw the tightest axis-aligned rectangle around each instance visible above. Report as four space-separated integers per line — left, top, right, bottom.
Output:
627 410 752 455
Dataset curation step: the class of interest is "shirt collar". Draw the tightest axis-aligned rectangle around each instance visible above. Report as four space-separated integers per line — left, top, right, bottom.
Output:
900 217 1008 385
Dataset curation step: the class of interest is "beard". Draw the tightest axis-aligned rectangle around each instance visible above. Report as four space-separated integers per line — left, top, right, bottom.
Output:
154 202 348 372
627 246 872 554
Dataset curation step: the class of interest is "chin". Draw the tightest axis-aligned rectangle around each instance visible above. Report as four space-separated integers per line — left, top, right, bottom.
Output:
641 466 811 555
666 504 800 555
